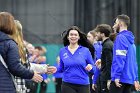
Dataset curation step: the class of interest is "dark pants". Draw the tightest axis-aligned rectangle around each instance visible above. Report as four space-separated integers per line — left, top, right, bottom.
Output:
109 81 132 93
55 78 62 93
26 81 38 93
61 82 90 93
89 73 96 93
40 81 47 93
100 81 108 93
94 76 101 93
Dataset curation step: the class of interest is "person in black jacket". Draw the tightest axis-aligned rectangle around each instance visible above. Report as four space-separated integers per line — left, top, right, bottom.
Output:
0 12 43 93
95 24 113 93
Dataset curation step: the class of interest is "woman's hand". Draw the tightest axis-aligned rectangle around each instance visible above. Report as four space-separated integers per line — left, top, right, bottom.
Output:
47 66 57 74
32 72 43 83
95 59 101 69
85 64 93 71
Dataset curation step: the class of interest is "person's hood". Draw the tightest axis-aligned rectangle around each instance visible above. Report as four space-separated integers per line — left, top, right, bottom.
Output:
119 30 134 44
0 31 12 42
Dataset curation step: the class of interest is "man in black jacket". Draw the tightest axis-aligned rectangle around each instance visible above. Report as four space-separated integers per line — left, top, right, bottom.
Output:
95 24 113 93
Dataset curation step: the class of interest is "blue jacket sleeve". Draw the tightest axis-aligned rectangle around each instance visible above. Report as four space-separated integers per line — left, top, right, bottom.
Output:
92 67 100 84
86 48 95 71
57 50 64 72
41 74 47 80
113 35 128 79
57 58 64 73
6 40 34 79
133 45 138 81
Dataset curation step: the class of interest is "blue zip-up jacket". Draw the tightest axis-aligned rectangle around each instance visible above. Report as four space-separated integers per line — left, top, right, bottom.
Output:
111 30 138 84
94 42 102 61
58 45 94 85
53 63 63 78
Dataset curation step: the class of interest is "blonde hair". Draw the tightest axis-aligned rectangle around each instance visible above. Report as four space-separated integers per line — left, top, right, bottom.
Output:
41 46 47 54
11 20 27 64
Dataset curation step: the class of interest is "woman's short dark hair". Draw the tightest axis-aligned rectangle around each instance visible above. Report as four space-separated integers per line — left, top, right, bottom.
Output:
0 12 16 35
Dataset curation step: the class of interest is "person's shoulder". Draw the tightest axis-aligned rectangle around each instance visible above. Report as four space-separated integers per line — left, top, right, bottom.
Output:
98 41 102 45
1 40 18 53
116 34 127 43
60 47 67 51
5 39 17 47
103 40 113 49
59 46 67 54
116 33 126 39
107 39 113 45
79 46 89 51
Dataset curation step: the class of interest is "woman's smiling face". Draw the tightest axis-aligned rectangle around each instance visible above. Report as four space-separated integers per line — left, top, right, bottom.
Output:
68 30 80 44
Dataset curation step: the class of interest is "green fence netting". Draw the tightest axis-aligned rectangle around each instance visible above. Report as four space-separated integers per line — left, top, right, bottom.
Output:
34 44 63 93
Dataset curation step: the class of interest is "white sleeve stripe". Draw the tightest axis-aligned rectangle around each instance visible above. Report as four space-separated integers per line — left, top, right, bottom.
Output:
116 50 127 56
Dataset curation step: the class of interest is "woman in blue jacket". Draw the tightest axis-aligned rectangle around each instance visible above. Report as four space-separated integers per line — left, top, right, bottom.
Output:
0 12 43 93
58 26 95 93
87 30 102 93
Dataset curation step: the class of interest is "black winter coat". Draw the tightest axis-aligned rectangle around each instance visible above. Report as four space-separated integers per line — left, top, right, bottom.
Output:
100 38 113 81
0 31 34 93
